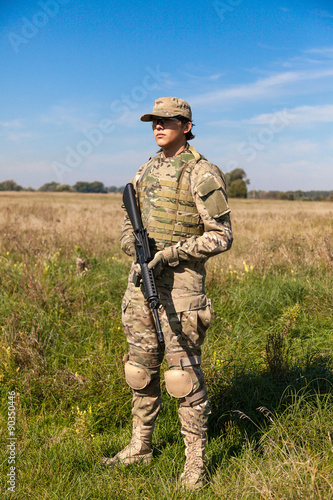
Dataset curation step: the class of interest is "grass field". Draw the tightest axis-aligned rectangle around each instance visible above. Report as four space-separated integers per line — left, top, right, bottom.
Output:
0 192 332 499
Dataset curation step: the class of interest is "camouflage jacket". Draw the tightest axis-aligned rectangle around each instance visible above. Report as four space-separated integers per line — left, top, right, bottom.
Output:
120 144 233 313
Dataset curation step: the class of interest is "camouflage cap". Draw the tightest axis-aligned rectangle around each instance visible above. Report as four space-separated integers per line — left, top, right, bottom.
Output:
140 97 192 122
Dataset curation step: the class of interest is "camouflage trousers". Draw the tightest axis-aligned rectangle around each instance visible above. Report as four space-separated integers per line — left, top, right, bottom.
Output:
121 282 212 434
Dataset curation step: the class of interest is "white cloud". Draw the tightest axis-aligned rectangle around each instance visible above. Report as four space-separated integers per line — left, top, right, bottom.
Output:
0 118 41 143
314 10 333 19
247 104 333 126
0 119 24 129
180 71 224 82
39 105 95 131
190 68 333 107
6 131 41 143
304 46 333 57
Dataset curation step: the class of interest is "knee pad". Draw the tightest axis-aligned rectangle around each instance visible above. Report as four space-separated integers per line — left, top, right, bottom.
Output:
164 353 207 405
124 360 151 390
164 369 193 398
123 347 163 391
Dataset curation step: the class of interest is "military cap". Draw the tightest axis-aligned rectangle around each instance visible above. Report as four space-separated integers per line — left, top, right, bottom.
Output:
140 97 192 122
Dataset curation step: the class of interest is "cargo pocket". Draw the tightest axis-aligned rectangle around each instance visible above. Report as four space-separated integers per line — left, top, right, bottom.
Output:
180 303 212 349
197 302 212 333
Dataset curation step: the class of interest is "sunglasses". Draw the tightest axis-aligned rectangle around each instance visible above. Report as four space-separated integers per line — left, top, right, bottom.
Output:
151 117 181 128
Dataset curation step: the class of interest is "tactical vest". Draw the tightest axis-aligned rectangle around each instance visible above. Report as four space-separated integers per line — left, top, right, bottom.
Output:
137 147 204 247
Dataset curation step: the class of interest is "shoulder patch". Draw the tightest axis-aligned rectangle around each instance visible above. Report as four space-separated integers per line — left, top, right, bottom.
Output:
196 176 220 197
196 175 230 218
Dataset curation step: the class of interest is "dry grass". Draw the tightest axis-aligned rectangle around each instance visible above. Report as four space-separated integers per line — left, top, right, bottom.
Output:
215 198 333 272
0 192 125 261
1 193 332 271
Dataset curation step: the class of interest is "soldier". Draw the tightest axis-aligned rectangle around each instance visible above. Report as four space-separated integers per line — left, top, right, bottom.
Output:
102 97 233 490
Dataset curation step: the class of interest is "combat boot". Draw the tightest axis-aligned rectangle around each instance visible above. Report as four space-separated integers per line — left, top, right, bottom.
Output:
180 432 206 490
178 401 210 490
101 417 153 468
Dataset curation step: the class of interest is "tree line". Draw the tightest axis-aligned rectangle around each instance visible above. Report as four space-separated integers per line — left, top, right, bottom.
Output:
0 180 125 194
0 173 332 201
248 190 333 201
0 169 249 196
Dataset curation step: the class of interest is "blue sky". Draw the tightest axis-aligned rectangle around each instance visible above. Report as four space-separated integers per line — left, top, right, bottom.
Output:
1 0 332 191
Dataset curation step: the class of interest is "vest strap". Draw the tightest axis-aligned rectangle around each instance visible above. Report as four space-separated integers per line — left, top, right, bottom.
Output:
148 232 184 243
188 145 201 162
149 220 202 235
155 200 196 212
148 148 163 160
151 210 200 225
156 190 194 202
138 179 191 191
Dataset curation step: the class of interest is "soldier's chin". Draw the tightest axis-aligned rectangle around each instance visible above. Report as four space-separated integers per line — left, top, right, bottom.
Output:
155 137 167 146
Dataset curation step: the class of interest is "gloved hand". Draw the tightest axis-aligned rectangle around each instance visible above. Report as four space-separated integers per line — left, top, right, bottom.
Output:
131 262 142 286
121 234 136 259
133 263 142 278
148 246 179 277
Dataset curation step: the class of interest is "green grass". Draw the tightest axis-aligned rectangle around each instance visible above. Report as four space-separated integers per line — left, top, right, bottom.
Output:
0 243 332 499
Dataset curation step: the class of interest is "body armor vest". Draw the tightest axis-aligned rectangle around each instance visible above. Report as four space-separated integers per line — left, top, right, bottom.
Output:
137 148 204 247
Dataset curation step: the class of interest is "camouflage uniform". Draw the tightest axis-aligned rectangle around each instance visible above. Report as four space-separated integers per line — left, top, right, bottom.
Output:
104 98 233 489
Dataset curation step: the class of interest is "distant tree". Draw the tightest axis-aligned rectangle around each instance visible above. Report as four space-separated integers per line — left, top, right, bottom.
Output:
38 182 60 192
73 181 107 193
89 181 107 193
225 168 248 187
227 178 248 198
118 186 125 194
73 181 90 193
0 180 23 191
267 191 280 200
294 190 304 200
109 185 118 193
56 184 73 192
225 168 249 199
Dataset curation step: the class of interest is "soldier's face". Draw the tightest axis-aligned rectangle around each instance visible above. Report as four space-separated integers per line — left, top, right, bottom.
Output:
152 117 191 149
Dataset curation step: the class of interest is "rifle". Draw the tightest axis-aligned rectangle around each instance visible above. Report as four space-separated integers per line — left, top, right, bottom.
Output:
122 183 164 347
